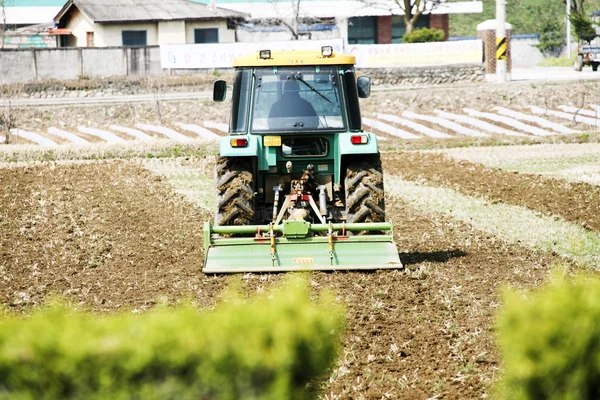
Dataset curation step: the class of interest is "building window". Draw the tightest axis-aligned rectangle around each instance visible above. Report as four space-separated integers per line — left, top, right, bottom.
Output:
391 15 430 43
194 28 218 43
122 30 147 46
347 17 377 44
86 32 94 47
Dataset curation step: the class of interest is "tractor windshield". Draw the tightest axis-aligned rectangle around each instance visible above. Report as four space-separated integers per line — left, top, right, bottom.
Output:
250 66 345 132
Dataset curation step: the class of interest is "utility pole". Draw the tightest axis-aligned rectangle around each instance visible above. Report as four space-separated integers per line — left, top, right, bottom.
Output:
496 0 507 83
566 0 572 56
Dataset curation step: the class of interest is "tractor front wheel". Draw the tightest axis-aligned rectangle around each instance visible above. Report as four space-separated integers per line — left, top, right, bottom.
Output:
344 154 386 225
214 157 255 226
575 55 584 72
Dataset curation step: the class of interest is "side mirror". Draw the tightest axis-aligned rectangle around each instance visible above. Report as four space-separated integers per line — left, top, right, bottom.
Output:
213 80 227 102
357 76 371 98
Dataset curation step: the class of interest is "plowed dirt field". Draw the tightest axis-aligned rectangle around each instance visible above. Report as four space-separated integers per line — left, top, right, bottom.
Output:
2 151 595 399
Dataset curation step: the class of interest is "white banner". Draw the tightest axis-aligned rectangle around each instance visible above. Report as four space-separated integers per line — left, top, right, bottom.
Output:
348 40 483 68
160 39 344 69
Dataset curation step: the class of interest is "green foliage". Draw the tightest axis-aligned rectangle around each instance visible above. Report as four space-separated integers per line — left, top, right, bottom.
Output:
0 276 345 400
496 271 600 400
403 27 444 43
570 11 596 40
450 0 565 37
536 17 565 56
537 54 577 67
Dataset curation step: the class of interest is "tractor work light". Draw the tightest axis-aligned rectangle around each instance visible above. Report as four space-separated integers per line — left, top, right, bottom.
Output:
321 46 333 57
351 135 368 144
230 138 248 147
259 50 271 59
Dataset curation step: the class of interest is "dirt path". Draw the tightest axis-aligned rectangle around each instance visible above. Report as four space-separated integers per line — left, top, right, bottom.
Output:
383 152 600 232
0 161 225 311
315 196 565 399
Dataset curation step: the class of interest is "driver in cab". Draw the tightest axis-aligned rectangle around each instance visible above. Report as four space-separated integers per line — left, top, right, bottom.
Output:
268 79 318 128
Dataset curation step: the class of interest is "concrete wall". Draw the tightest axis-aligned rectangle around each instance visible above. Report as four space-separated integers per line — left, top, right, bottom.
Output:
510 36 545 68
81 48 127 77
185 20 234 43
0 50 36 82
35 48 82 80
0 44 485 86
0 46 167 84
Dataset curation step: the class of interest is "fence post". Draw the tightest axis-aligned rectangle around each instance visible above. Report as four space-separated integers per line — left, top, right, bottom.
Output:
31 49 38 80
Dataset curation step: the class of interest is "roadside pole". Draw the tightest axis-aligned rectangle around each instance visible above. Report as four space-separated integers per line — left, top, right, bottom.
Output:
496 0 507 83
566 0 571 56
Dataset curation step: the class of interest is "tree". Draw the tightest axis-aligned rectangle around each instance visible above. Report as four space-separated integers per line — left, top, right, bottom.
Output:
0 0 7 49
361 0 461 34
268 0 304 40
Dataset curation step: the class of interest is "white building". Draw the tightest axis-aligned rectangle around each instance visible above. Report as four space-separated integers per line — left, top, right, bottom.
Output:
53 0 246 47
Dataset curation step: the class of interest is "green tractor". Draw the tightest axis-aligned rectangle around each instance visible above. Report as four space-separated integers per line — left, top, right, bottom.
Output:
203 46 401 273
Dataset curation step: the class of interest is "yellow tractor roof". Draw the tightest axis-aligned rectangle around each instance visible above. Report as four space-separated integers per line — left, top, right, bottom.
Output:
233 50 356 67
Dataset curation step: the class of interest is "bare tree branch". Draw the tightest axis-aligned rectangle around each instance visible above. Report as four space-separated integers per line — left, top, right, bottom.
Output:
359 0 447 34
1 0 7 49
269 0 303 40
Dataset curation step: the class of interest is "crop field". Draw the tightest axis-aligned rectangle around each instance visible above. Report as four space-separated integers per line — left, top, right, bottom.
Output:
2 82 600 398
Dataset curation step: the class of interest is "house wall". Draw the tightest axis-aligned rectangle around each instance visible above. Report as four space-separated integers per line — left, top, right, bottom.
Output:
158 20 186 45
185 20 234 43
376 16 392 44
100 22 159 46
67 8 96 47
430 14 449 40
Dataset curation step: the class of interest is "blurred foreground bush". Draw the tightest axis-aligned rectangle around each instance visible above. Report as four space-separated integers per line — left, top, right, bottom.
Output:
402 28 444 43
0 276 344 400
496 271 600 400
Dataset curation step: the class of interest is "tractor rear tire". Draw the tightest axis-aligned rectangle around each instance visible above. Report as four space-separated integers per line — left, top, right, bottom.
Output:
344 154 385 226
214 157 255 226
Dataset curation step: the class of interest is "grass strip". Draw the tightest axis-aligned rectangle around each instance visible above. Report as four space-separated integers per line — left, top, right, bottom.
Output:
386 176 600 269
436 143 600 185
0 140 218 165
142 158 215 212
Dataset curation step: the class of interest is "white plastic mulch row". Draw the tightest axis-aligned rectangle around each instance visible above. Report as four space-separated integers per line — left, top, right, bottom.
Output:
493 107 579 135
557 105 598 118
376 113 451 138
401 110 488 138
463 108 553 137
589 104 600 115
434 110 526 137
203 121 229 133
47 127 90 145
78 126 126 144
10 129 58 146
110 125 156 143
175 122 221 141
362 117 420 140
135 124 193 143
529 106 600 128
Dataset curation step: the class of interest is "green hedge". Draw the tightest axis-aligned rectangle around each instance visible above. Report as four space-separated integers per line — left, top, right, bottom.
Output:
0 277 344 400
402 28 444 43
496 271 600 400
